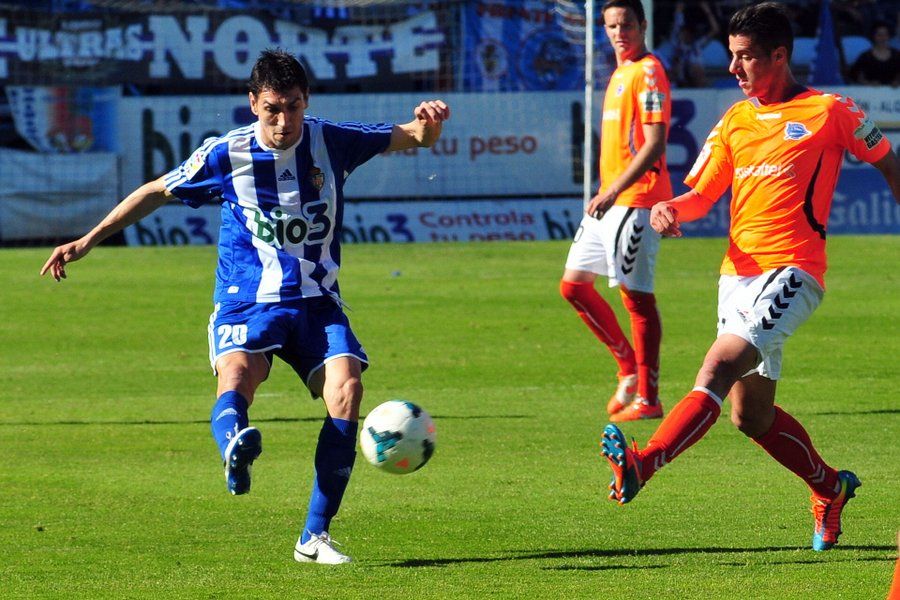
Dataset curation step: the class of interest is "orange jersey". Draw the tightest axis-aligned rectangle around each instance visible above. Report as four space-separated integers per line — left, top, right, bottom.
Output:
600 53 673 208
685 88 891 287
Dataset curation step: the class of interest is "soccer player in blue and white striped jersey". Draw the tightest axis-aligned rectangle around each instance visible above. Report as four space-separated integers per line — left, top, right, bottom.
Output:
42 49 450 565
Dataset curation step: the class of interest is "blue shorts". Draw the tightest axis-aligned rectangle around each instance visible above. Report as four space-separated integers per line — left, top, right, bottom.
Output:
207 296 369 386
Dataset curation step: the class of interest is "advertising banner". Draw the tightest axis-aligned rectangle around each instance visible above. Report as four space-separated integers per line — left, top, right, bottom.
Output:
0 11 443 91
0 148 118 241
123 198 585 247
118 86 900 245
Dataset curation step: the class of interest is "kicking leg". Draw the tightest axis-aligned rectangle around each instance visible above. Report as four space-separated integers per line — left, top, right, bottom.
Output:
602 334 756 503
212 351 269 495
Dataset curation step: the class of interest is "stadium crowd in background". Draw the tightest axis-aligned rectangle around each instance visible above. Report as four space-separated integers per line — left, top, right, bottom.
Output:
560 0 670 423
849 20 900 84
601 1 900 551
40 48 450 565
653 0 900 86
664 1 720 88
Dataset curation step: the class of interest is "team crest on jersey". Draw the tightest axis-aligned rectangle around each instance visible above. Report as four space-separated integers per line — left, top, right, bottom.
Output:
616 83 625 96
309 166 324 191
784 122 811 141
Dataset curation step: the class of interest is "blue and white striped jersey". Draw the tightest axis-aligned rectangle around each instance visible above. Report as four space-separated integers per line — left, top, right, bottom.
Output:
164 117 393 303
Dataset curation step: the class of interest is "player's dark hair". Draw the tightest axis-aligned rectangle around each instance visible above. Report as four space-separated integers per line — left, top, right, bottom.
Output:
601 0 645 24
728 2 793 59
249 49 309 96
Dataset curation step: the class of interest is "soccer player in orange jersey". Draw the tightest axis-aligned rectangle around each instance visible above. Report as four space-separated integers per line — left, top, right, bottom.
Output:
601 2 900 551
560 0 672 423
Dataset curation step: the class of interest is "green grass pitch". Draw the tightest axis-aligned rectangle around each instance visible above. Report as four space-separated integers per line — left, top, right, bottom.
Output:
1 236 898 599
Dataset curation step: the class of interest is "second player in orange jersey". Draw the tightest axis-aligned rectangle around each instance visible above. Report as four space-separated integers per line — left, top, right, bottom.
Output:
560 0 672 423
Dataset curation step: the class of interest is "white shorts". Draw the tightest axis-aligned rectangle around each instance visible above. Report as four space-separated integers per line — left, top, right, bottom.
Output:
717 267 823 380
564 205 661 292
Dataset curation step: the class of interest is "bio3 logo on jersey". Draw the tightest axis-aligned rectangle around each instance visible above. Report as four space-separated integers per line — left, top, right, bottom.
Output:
247 202 332 247
734 163 796 180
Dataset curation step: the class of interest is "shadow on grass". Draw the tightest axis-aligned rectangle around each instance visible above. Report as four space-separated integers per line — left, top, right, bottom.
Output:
719 555 895 567
6 414 533 427
384 545 896 568
808 409 900 416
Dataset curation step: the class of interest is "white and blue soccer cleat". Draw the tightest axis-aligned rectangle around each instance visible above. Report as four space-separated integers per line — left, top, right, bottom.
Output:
294 531 352 565
224 427 262 495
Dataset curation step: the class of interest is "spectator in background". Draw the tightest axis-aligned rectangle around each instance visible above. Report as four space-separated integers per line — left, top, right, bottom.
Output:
667 1 721 87
850 21 900 85
891 11 900 50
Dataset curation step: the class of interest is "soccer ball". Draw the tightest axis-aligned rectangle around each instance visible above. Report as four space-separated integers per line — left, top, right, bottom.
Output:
360 400 436 474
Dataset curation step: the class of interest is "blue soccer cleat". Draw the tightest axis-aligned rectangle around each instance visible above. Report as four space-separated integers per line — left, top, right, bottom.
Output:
600 423 644 504
811 470 861 551
224 427 262 495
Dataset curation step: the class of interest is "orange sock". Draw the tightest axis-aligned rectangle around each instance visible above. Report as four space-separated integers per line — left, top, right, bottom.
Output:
621 290 661 404
752 406 840 499
638 388 722 482
560 280 635 376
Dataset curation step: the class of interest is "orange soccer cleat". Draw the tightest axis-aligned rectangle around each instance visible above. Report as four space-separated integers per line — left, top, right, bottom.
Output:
811 470 861 551
600 423 644 504
607 374 637 415
610 397 664 423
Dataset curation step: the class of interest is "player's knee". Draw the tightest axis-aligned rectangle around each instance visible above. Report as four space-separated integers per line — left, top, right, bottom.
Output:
325 376 363 416
560 279 586 303
730 408 769 438
217 360 265 402
695 356 741 395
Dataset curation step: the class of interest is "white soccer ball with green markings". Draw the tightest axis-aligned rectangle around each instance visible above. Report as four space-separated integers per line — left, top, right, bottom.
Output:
360 400 436 474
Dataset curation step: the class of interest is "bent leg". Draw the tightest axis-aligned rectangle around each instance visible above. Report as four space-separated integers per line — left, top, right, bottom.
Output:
210 351 270 459
636 334 759 482
303 357 363 542
734 375 841 499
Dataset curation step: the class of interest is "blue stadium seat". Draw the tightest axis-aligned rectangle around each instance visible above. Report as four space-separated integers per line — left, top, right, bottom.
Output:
842 36 872 65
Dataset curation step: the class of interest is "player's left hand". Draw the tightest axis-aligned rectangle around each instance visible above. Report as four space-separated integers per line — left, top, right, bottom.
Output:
587 190 616 220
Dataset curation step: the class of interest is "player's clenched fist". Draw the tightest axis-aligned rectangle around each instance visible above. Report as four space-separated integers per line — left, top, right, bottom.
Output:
414 100 450 124
650 202 681 237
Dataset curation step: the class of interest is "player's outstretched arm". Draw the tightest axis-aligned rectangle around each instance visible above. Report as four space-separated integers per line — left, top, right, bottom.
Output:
871 148 900 205
650 189 716 237
40 176 171 281
388 100 450 152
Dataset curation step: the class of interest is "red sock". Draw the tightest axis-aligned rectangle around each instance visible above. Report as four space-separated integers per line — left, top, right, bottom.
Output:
752 406 840 499
638 388 722 482
621 290 661 404
560 280 635 376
